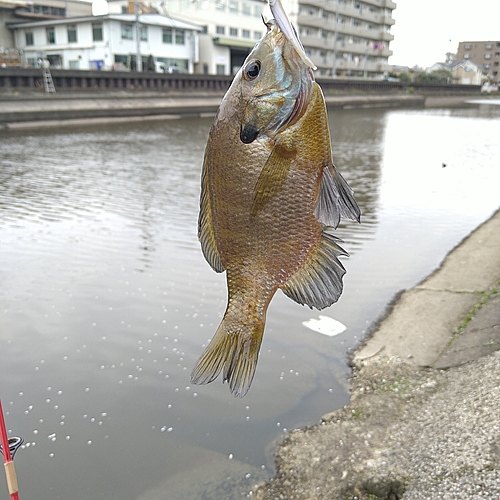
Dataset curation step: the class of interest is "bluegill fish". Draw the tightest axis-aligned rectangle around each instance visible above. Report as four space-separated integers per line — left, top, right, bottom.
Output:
191 0 360 397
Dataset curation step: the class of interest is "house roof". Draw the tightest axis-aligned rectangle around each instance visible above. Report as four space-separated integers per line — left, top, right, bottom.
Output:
9 13 203 30
427 59 482 73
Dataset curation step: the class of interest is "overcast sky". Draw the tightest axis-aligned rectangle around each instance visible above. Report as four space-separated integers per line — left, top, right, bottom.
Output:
389 0 500 68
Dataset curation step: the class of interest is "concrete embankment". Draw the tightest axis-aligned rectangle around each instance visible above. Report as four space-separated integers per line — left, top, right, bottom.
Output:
253 209 500 500
0 91 433 129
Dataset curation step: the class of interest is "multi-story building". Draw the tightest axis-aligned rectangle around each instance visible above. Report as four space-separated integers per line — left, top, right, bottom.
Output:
11 13 201 71
290 0 396 78
0 0 92 49
456 41 500 83
110 0 395 77
133 0 267 75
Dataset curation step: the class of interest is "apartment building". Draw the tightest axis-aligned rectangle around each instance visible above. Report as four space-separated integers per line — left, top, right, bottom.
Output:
456 41 500 83
290 0 396 78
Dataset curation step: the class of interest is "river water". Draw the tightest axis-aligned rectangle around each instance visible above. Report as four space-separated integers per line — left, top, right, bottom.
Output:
1 101 499 499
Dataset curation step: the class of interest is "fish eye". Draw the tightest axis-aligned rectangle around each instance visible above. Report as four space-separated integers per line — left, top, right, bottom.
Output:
244 60 261 80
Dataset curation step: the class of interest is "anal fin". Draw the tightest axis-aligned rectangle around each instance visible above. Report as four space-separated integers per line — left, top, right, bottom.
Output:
281 230 348 310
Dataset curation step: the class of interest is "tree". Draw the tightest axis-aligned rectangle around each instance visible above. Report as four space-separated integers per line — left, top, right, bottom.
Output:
416 69 452 84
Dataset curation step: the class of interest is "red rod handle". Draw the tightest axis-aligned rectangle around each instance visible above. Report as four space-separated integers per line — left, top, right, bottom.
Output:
0 399 19 500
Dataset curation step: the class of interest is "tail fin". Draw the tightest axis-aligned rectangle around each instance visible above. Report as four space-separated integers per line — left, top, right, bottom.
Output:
190 315 265 397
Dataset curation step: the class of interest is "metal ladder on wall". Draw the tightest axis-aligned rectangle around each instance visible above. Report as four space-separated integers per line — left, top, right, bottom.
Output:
42 67 56 93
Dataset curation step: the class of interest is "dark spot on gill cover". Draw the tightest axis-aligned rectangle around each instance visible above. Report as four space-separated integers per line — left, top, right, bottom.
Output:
240 124 259 144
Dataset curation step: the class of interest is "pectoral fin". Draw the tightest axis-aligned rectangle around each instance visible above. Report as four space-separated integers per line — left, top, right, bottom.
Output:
198 162 224 273
251 144 295 216
314 162 361 227
281 230 348 310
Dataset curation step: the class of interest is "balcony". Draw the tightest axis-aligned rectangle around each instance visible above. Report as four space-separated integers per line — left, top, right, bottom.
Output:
380 31 394 42
301 34 331 50
382 15 395 26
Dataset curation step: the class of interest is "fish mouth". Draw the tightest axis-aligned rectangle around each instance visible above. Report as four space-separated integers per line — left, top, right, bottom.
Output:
240 124 259 144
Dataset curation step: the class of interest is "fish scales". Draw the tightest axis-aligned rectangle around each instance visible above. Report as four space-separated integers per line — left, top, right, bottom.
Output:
191 0 360 397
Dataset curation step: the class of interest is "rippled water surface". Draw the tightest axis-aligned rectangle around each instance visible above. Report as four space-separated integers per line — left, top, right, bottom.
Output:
1 102 500 499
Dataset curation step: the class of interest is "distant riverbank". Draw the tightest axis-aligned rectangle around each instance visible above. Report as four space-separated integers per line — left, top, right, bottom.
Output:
0 91 484 129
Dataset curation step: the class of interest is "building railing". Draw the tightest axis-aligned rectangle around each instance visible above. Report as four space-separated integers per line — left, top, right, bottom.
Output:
0 67 482 94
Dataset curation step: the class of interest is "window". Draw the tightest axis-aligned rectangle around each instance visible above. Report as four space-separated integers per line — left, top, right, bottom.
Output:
69 60 80 69
216 0 225 11
216 25 225 35
162 28 172 43
465 44 471 50
242 2 251 15
46 26 55 44
115 54 128 66
229 27 237 36
92 23 103 41
121 23 133 40
486 43 492 49
229 0 238 13
140 25 148 41
67 24 77 43
216 64 225 74
485 53 491 59
25 31 34 45
253 30 261 40
242 29 250 38
175 30 185 44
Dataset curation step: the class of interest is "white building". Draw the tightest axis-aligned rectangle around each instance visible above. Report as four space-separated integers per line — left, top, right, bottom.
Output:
426 60 483 85
107 0 267 75
11 13 201 71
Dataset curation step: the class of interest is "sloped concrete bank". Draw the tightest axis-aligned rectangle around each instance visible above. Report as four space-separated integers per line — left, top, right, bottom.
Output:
0 92 428 129
253 209 500 500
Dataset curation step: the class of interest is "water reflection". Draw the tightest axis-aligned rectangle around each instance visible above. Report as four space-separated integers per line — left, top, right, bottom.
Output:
330 108 387 248
1 103 499 499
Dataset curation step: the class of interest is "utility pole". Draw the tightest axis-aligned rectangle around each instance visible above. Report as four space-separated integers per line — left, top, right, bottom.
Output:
135 0 142 71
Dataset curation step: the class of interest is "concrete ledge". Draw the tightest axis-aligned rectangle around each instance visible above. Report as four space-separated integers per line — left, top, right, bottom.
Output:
355 288 480 366
0 93 427 128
